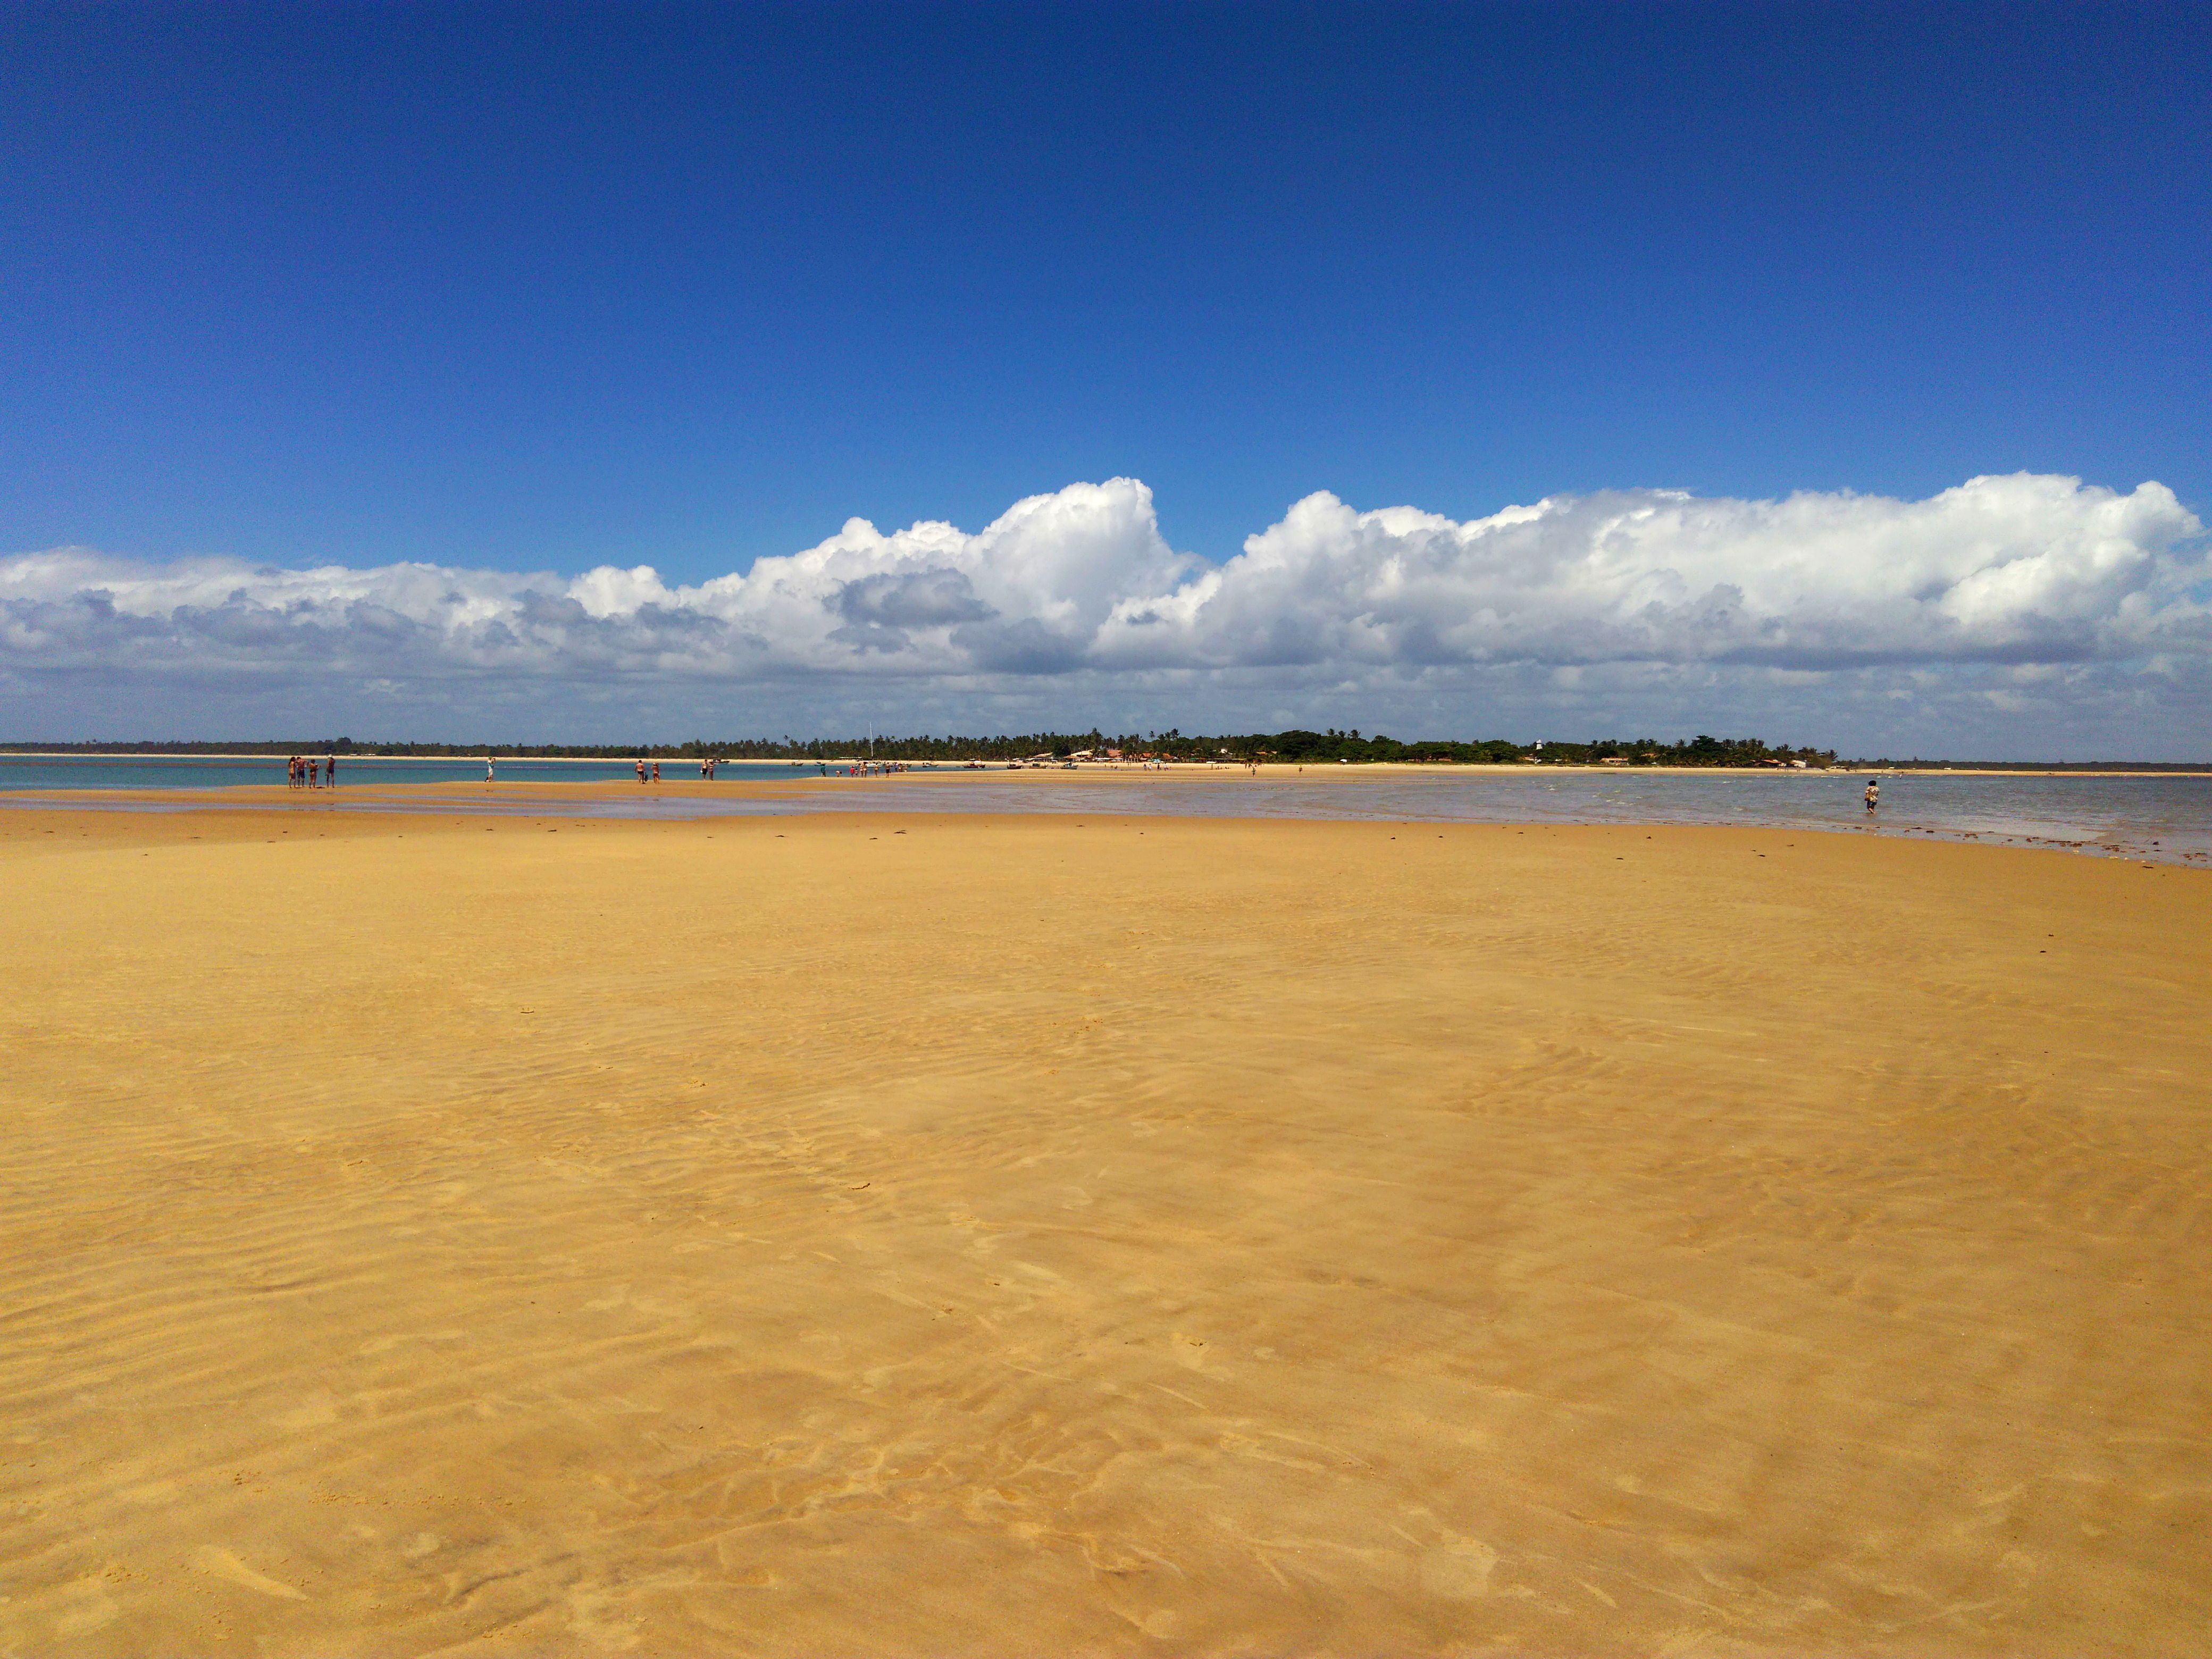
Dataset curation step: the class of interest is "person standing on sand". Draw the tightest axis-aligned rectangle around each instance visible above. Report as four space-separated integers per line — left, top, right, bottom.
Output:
486 755 496 783
636 757 647 784
652 760 661 783
326 753 336 787
1865 777 1880 812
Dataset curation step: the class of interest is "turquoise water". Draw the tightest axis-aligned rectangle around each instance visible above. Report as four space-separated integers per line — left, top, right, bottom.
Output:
4 758 2208 864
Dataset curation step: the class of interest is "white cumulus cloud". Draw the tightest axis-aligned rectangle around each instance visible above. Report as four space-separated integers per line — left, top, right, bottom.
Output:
1099 474 2206 672
3 473 2206 751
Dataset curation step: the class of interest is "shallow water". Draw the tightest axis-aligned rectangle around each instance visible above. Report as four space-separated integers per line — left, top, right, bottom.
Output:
860 769 2212 856
7 758 2208 865
801 769 2212 861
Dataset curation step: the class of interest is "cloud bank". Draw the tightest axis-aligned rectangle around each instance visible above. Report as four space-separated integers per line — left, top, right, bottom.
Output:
4 474 2207 753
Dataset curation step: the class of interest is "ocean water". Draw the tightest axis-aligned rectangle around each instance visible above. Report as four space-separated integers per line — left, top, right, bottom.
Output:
4 757 2208 864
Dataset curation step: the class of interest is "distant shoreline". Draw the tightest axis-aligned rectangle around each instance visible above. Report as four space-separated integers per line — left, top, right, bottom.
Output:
1 752 2208 778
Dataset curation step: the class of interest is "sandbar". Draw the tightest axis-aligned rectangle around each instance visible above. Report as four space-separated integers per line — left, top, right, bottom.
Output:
1 806 2206 1653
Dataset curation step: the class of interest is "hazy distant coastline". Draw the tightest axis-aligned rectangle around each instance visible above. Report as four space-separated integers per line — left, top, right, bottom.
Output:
3 732 2205 772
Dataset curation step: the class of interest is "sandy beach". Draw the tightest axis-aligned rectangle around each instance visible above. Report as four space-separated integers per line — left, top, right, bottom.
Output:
2 803 2207 1654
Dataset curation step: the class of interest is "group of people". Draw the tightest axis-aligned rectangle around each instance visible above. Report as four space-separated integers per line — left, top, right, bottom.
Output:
287 754 334 788
483 756 696 784
622 756 723 781
474 756 714 785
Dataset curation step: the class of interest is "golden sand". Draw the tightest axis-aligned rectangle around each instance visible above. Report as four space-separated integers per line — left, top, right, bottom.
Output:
1 802 2207 1654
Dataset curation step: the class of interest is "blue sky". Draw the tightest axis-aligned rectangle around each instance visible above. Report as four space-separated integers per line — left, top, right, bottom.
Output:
3 2 2209 751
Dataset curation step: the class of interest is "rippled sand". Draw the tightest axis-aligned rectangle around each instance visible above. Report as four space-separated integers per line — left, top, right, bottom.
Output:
2 805 2207 1654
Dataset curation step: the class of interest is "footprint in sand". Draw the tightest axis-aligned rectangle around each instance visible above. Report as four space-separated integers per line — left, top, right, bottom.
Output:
192 1545 307 1601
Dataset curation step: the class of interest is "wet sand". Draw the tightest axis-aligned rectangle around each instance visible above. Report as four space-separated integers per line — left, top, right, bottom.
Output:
2 807 2207 1654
